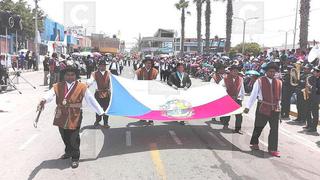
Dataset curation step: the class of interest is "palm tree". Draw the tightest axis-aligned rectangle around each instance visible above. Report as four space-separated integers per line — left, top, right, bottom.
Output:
194 0 205 54
299 0 311 52
175 0 190 57
204 0 211 54
225 0 233 53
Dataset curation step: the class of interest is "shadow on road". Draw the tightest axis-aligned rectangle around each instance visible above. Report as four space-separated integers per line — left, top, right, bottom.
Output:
28 123 273 179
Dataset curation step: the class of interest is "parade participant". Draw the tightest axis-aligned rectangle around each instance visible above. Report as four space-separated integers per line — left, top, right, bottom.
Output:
43 56 50 86
38 66 104 168
281 65 295 120
167 63 192 125
49 53 60 89
294 64 312 124
210 63 225 84
85 55 95 79
219 65 245 134
109 58 120 75
135 57 158 125
244 63 282 157
160 59 169 82
87 60 111 128
303 66 320 133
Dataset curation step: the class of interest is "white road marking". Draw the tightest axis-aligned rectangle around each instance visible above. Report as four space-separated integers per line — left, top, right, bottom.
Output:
126 131 132 146
208 132 227 147
279 127 320 153
19 134 39 150
169 130 182 145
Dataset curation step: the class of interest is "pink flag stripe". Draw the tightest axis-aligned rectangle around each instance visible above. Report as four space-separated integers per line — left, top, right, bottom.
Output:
129 95 241 121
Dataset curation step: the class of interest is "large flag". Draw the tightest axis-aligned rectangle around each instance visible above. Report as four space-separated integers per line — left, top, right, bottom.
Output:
106 75 242 121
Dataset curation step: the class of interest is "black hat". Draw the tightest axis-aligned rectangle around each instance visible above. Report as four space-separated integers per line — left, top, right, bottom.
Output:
176 63 184 68
98 60 107 65
61 65 79 74
142 56 154 63
264 62 279 71
304 64 313 69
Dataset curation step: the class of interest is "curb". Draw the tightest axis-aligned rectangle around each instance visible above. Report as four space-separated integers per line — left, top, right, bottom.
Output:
290 111 320 126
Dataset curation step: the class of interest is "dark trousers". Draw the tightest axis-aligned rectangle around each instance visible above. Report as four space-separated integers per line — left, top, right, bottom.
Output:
281 86 294 117
95 93 110 125
296 91 309 122
59 127 80 161
307 100 319 130
86 70 92 79
221 100 242 130
110 70 118 76
160 70 166 81
250 102 280 151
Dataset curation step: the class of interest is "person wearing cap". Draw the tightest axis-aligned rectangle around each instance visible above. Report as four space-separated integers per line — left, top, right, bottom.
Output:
219 65 245 134
135 57 158 125
167 63 192 125
244 63 282 157
38 65 104 168
87 60 112 128
293 64 312 124
303 66 320 133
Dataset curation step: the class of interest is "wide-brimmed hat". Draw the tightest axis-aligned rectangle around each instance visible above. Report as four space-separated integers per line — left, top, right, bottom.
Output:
98 60 107 65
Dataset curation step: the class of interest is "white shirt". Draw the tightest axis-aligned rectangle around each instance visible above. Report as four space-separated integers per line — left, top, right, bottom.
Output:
219 77 245 100
110 62 118 70
42 81 104 115
246 77 275 109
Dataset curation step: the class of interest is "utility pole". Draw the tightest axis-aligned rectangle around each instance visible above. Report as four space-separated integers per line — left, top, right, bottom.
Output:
293 0 299 49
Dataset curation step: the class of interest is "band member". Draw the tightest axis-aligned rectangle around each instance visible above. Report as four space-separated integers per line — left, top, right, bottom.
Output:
109 58 120 76
281 65 295 120
294 64 312 124
167 63 192 125
244 63 282 157
219 65 245 134
87 60 111 128
211 63 225 84
135 57 158 125
303 66 320 133
38 66 104 168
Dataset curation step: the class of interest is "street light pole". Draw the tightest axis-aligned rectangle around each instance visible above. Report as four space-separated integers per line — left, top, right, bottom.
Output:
234 17 258 55
34 0 40 71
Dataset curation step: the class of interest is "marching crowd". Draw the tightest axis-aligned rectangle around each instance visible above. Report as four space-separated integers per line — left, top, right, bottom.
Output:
35 48 320 168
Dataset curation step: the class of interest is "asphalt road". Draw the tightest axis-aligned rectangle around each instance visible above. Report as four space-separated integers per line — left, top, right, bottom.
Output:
0 66 320 180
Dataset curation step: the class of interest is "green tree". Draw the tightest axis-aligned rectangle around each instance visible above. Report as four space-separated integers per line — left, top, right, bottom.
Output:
299 0 311 52
175 0 190 57
231 42 261 57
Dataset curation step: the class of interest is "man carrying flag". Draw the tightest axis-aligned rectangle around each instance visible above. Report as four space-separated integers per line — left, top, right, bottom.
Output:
134 57 158 125
38 66 104 168
219 65 245 134
244 63 282 157
87 60 111 128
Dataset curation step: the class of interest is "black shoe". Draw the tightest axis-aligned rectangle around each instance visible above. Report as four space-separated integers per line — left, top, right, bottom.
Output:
71 160 79 169
102 124 110 129
60 154 71 159
180 121 185 125
302 126 310 130
233 129 243 134
223 125 229 130
147 121 154 126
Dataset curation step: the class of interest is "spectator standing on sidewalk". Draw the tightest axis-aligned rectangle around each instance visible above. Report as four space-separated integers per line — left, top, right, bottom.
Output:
43 56 50 86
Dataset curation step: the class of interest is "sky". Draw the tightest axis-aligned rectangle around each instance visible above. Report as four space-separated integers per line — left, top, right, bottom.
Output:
25 0 320 48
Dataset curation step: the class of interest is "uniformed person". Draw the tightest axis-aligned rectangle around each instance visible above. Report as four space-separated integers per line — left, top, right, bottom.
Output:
135 57 158 125
280 65 295 120
87 60 111 128
293 64 312 124
303 66 320 133
38 66 104 168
